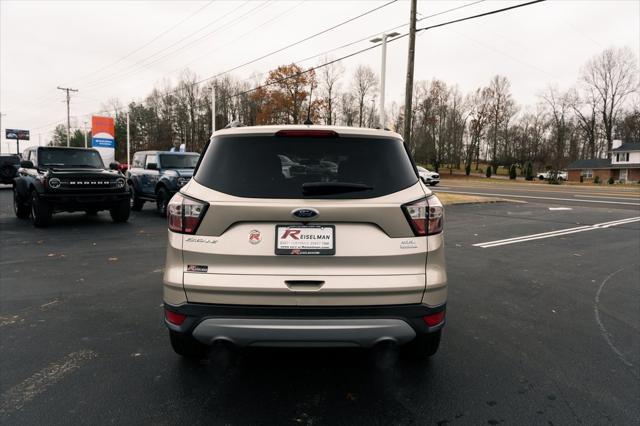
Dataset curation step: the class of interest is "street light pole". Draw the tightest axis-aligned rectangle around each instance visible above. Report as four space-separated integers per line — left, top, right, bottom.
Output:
370 32 399 129
83 121 88 148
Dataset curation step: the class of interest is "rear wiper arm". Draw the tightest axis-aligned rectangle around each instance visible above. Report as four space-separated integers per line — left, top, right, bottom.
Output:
302 182 373 195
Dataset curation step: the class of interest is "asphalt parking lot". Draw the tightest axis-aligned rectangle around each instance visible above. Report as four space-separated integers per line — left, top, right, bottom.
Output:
1 183 639 425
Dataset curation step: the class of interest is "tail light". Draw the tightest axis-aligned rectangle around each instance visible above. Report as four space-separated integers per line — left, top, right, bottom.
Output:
402 196 444 236
168 193 208 234
165 309 186 325
423 310 445 327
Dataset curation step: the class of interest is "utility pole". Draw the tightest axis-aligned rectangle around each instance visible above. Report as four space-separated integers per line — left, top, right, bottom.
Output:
57 86 78 147
126 112 131 169
210 85 216 133
370 32 399 129
403 0 417 150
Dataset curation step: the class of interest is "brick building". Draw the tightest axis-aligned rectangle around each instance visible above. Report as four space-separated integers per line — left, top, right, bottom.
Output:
567 141 640 183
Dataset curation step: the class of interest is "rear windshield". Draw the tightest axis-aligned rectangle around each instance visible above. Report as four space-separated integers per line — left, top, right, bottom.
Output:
159 154 199 169
38 148 104 168
194 135 418 199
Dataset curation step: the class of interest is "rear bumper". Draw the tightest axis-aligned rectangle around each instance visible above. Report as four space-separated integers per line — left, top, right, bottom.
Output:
164 302 445 348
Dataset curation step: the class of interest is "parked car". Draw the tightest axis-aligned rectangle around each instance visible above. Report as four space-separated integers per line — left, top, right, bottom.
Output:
127 151 200 216
162 125 447 360
13 147 130 227
537 170 568 181
0 154 21 184
417 166 440 186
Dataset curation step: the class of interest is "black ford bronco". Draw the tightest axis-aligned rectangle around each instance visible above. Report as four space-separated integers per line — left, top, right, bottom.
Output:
127 151 200 216
13 146 130 227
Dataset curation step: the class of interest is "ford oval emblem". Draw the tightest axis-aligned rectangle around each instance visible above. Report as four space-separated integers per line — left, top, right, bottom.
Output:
292 208 319 219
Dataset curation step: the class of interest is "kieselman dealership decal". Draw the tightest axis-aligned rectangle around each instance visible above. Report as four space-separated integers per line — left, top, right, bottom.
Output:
186 264 208 273
249 229 261 244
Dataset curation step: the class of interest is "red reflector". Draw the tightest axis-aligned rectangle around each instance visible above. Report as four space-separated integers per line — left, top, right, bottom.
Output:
275 130 338 138
423 311 445 327
165 310 186 325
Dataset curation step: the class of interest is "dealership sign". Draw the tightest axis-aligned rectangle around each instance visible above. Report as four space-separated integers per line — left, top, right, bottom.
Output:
91 116 115 164
91 116 115 148
5 129 30 140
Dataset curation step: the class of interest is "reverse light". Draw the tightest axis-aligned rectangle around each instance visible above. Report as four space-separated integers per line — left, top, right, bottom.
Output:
402 196 444 236
423 311 445 327
167 193 208 234
165 309 186 325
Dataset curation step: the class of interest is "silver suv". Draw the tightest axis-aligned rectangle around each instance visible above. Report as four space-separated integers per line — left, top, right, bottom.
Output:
163 125 447 359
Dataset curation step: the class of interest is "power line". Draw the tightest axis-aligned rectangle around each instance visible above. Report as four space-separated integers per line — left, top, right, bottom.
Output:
194 0 400 86
72 1 216 85
81 1 258 89
31 0 545 133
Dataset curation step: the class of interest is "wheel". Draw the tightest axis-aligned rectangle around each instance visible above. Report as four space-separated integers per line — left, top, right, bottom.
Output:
429 182 438 186
13 187 30 219
156 187 170 217
130 184 144 211
169 331 209 360
0 165 16 182
558 177 564 182
538 175 544 181
109 200 130 223
402 330 441 359
30 191 52 227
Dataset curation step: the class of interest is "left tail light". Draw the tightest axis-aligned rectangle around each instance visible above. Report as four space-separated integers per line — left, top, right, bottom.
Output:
168 193 208 234
402 195 444 236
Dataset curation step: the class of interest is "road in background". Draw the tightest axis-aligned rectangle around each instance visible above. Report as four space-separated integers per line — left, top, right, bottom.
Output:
434 178 640 210
1 187 639 425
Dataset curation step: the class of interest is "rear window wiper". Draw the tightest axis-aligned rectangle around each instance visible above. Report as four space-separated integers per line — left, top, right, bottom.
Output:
302 182 373 195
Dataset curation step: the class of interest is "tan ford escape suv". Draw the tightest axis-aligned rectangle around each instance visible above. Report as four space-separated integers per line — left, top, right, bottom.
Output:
163 125 447 359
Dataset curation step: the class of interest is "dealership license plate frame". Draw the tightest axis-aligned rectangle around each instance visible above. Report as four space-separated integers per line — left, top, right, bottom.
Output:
275 225 336 256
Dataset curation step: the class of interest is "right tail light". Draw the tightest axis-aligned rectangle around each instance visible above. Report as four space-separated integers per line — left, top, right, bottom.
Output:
402 195 444 236
168 193 208 234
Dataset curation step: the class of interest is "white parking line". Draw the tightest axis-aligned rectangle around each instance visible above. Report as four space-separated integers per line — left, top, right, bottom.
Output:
0 350 97 415
474 217 640 248
436 189 640 206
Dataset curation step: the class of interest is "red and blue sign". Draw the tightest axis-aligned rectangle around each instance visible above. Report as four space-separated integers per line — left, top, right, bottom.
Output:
91 116 115 148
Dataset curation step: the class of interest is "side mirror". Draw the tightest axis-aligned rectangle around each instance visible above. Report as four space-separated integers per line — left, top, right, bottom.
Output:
146 163 158 170
109 162 119 170
20 160 34 168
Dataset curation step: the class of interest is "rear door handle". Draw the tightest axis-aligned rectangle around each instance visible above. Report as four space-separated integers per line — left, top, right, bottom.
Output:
285 280 325 291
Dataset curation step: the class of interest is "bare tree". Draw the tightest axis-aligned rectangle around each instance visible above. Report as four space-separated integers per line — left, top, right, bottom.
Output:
318 57 344 125
488 75 514 169
568 86 600 158
352 65 377 127
581 47 638 154
542 86 573 169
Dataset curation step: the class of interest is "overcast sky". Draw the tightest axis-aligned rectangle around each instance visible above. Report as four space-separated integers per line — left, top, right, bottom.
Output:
1 0 638 153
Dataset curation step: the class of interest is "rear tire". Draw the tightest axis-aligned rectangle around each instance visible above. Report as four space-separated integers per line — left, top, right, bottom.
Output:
13 187 30 219
109 200 130 223
30 191 52 227
156 187 170 217
130 185 144 211
402 330 441 359
169 331 209 360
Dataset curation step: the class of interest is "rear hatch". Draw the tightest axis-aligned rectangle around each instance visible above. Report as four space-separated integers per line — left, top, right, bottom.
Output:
174 129 431 306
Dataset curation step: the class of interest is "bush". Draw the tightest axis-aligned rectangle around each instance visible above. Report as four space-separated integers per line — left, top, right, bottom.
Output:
579 175 584 183
608 177 615 185
486 166 492 178
594 176 601 184
524 162 534 181
509 164 517 180
465 164 471 176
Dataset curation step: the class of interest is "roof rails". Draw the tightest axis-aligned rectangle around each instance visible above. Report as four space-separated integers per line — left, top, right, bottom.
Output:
224 121 245 129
